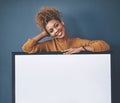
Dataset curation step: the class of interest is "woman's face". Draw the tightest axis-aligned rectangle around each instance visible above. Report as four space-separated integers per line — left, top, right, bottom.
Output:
45 19 66 39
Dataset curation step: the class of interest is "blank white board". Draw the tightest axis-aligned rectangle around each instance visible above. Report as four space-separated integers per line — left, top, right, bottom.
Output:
14 54 111 103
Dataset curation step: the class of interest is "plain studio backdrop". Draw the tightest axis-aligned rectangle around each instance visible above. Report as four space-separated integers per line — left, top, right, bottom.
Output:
0 0 120 103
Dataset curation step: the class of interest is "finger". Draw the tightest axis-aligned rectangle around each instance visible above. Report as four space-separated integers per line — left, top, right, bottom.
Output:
70 51 77 54
63 48 72 52
63 50 73 55
63 48 75 54
63 52 72 55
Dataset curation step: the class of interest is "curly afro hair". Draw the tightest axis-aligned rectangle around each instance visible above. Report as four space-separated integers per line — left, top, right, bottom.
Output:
35 7 62 31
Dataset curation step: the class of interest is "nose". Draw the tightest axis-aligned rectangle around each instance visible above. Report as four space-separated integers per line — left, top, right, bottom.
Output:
54 28 58 35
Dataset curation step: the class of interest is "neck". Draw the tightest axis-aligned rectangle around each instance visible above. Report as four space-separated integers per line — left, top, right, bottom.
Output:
57 33 69 42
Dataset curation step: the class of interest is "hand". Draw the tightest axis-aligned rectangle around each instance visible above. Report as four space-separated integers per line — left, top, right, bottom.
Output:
40 31 49 37
63 47 85 54
32 31 48 41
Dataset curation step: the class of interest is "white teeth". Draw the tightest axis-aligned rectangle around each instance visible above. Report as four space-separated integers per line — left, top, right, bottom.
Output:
58 32 62 36
56 30 62 36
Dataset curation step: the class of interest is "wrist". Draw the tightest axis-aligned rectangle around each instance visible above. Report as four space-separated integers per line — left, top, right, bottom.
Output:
32 31 48 41
83 46 87 51
83 46 94 52
41 31 48 37
79 46 86 51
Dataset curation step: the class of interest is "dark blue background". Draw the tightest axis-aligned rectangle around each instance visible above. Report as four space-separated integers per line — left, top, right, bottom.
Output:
0 0 120 103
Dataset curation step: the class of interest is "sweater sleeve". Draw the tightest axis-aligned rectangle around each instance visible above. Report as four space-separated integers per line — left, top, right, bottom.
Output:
76 38 110 52
22 39 46 53
88 40 110 52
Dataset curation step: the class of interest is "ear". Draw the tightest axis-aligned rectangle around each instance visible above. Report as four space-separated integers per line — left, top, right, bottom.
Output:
61 21 64 25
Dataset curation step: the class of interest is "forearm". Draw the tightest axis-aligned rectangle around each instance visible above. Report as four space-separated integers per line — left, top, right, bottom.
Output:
22 31 48 53
83 46 94 52
88 40 110 52
76 38 110 52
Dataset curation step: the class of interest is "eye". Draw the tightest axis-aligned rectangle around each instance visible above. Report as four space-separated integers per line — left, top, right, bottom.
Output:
49 29 53 33
54 23 59 28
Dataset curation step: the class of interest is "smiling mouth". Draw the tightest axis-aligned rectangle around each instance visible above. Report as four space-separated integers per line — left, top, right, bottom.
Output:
58 31 62 36
56 30 62 37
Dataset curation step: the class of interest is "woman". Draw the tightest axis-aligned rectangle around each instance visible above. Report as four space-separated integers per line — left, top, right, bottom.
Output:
22 7 110 54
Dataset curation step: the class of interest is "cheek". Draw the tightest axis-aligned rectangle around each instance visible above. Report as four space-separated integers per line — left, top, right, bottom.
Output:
49 33 55 37
60 24 64 29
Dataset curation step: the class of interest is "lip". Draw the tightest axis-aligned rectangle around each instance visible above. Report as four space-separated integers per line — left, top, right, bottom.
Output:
58 31 62 36
56 30 62 37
